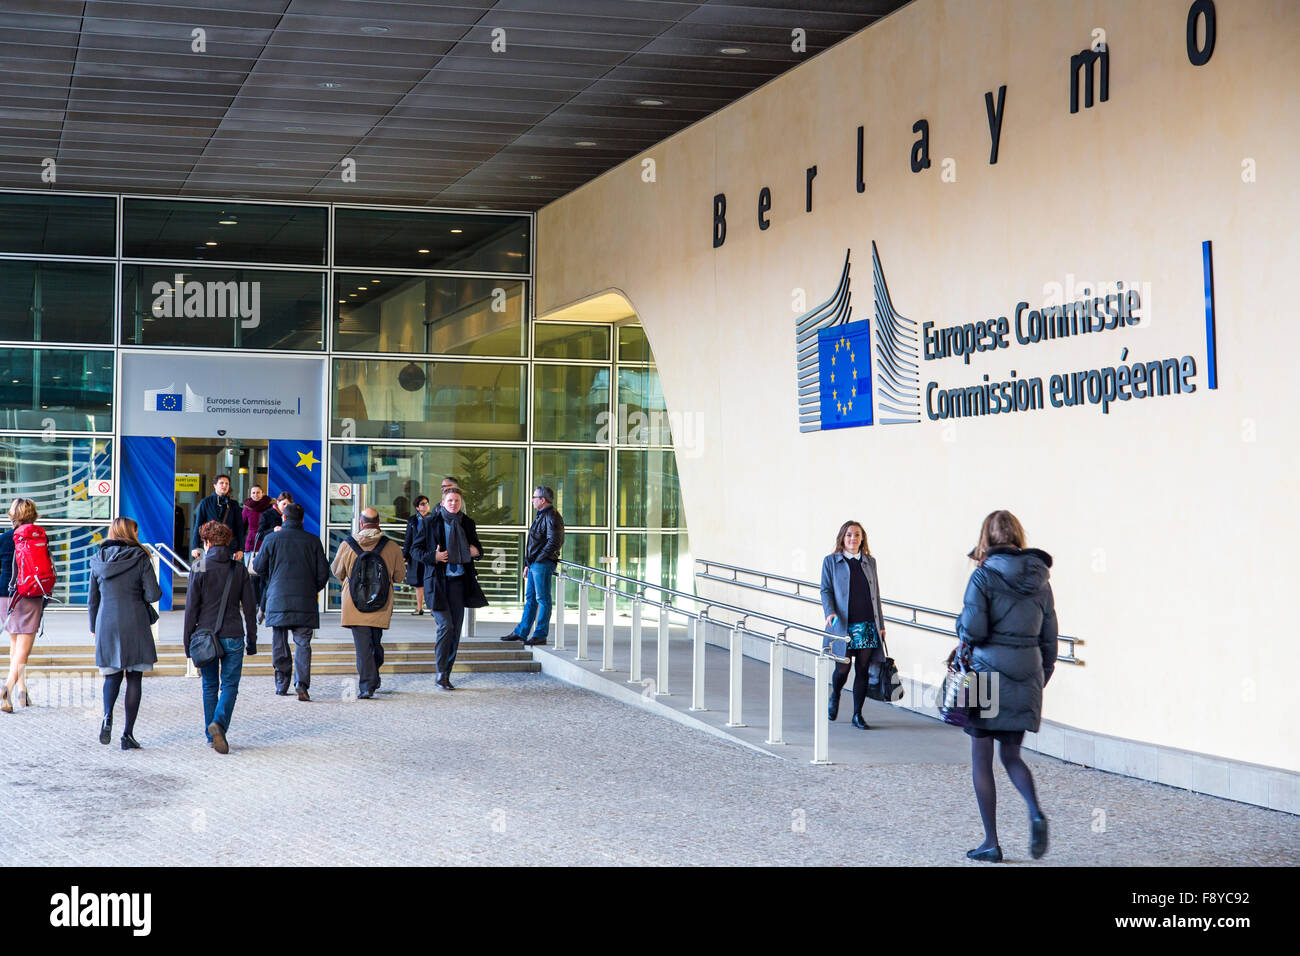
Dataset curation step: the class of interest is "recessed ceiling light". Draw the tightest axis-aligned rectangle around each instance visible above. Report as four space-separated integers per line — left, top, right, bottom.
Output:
339 299 346 304
205 241 218 246
635 97 665 107
371 279 380 283
218 218 238 225
357 285 368 290
575 140 597 147
720 47 748 55
359 25 388 34
522 174 544 181
417 248 430 254
317 81 344 89
450 228 463 234
283 126 307 133
349 293 357 297
506 251 523 258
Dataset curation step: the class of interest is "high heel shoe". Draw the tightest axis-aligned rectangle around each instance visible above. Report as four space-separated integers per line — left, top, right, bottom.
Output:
16 687 30 707
1029 813 1049 859
120 734 141 750
851 713 870 730
99 715 113 745
0 686 11 714
966 845 1003 862
828 692 840 721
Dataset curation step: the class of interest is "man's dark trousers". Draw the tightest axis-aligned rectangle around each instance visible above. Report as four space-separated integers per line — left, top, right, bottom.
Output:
272 626 313 692
350 626 384 696
434 576 465 679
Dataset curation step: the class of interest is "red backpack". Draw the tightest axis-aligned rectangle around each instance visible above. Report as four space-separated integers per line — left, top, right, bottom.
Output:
11 524 56 599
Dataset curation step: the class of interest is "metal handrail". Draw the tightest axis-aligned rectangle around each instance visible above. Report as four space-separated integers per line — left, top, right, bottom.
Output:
553 559 843 763
694 557 1084 665
145 543 191 577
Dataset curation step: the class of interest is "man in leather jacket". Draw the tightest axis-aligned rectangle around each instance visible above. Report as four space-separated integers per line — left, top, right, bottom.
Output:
504 486 564 646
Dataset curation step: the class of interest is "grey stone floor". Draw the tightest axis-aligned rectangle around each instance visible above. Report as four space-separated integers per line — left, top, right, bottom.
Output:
0 670 1296 866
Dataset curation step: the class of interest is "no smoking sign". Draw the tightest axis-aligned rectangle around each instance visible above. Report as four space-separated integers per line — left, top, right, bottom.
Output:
90 479 113 497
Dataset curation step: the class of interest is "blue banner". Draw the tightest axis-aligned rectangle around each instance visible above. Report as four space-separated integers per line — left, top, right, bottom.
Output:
120 435 177 610
818 320 874 429
269 440 322 536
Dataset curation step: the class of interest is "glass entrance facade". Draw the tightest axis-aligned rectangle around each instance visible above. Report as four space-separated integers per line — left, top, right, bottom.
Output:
0 189 687 608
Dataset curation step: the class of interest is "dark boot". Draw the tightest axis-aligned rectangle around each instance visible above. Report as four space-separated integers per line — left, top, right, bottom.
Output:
828 692 840 721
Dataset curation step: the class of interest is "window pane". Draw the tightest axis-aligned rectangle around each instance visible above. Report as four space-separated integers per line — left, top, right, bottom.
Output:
46 525 111 606
616 449 682 529
334 208 529 273
616 532 691 595
0 438 112 520
533 365 608 443
329 443 526 524
532 448 607 527
121 266 324 350
534 323 610 360
0 348 113 430
334 274 525 357
0 193 115 256
122 199 327 265
0 261 114 344
618 325 650 362
333 360 526 442
560 532 607 610
617 367 671 444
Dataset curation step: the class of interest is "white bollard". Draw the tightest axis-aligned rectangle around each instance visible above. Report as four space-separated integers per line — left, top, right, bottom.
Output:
767 641 785 745
628 598 642 684
601 583 615 671
554 574 566 651
727 625 745 727
812 655 833 764
689 617 706 711
656 603 671 696
576 582 590 660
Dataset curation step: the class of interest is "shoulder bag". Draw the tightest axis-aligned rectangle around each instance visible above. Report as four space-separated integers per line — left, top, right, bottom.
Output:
189 566 236 668
939 643 977 727
866 632 905 702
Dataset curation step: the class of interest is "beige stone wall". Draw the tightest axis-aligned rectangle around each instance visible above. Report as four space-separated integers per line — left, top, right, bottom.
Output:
538 0 1300 771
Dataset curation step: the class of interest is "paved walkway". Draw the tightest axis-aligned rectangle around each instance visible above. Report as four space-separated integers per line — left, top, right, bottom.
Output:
1 663 1296 866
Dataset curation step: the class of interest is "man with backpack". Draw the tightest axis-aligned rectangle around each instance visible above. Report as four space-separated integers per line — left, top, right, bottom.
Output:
253 503 329 701
191 475 246 563
330 508 405 700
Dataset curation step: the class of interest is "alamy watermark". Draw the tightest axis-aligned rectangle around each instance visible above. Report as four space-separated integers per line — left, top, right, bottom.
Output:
151 274 260 329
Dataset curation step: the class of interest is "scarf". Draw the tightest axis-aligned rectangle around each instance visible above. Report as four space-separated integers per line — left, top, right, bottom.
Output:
244 496 274 514
355 527 385 548
441 511 473 564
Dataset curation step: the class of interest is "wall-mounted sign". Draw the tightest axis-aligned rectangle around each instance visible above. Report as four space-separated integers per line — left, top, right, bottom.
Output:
89 479 113 497
175 473 201 493
120 353 325 440
330 483 354 499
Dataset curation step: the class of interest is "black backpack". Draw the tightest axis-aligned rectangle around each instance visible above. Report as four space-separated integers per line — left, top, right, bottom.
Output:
345 535 391 613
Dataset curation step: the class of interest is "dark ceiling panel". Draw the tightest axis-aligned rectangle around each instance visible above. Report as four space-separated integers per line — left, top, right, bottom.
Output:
0 0 906 209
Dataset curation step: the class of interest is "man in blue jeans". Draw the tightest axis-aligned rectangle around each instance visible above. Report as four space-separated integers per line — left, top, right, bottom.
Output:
505 486 565 646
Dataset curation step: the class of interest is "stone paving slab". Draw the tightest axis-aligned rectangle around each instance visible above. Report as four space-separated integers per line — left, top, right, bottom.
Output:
0 670 1296 866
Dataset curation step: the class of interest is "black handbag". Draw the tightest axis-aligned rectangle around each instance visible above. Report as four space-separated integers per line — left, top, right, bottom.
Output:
939 643 976 727
866 634 904 702
189 566 235 668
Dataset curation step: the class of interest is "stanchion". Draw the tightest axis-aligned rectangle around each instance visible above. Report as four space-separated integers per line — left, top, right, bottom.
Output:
812 655 832 764
601 580 615 671
689 617 706 711
766 640 785 745
727 624 745 726
656 601 671 695
554 573 566 651
628 596 642 684
576 580 590 660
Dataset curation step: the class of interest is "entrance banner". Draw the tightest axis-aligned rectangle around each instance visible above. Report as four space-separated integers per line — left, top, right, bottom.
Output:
120 436 177 610
269 439 322 537
121 352 325 441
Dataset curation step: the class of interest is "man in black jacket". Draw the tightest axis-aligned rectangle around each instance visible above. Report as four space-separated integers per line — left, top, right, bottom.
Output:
505 485 565 647
252 503 330 700
191 475 246 562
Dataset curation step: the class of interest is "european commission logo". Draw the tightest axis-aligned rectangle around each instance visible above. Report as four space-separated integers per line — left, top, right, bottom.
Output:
143 383 205 414
795 242 921 432
155 393 182 412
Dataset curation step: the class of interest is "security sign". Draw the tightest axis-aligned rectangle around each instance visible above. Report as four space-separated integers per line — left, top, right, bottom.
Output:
90 479 113 497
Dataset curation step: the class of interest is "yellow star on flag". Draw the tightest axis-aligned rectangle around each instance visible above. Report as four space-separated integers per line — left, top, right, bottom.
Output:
296 449 320 472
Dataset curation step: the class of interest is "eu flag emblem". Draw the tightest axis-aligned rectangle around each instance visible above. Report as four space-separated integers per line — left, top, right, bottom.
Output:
817 321 873 429
155 393 183 412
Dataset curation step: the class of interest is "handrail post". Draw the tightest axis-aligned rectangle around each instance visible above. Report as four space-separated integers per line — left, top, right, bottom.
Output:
766 638 785 745
812 655 832 764
554 572 566 651
628 592 643 684
576 578 590 661
655 597 670 695
689 616 706 711
727 623 745 726
601 576 615 672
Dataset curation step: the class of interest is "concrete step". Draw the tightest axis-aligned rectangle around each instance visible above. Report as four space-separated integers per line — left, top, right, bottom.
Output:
4 649 534 667
5 639 526 654
13 659 540 677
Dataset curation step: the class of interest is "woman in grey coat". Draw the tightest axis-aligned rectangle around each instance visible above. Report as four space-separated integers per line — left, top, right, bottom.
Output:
89 517 161 751
955 510 1058 862
820 520 887 730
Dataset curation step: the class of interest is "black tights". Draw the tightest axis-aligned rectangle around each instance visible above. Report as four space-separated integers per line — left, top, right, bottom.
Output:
971 735 1041 850
102 671 142 737
831 649 873 717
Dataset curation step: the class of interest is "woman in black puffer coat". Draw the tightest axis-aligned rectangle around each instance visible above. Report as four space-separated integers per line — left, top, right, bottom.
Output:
955 510 1057 863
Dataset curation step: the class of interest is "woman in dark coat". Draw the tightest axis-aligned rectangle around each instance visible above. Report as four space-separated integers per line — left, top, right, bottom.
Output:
410 488 487 690
184 521 258 754
89 517 162 750
955 510 1058 862
819 520 888 729
402 495 431 615
251 492 291 622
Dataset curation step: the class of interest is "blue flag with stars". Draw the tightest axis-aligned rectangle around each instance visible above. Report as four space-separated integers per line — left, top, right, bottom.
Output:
817 321 873 429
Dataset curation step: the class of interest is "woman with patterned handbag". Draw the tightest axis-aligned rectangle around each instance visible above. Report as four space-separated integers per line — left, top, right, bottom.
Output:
956 510 1058 862
819 520 887 730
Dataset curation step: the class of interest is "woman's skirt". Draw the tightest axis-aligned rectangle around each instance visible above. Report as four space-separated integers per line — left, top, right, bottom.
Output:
846 620 880 651
2 596 46 635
